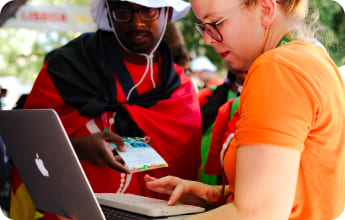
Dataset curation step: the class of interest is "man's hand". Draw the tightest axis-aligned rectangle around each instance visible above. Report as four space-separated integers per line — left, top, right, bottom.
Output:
71 131 130 173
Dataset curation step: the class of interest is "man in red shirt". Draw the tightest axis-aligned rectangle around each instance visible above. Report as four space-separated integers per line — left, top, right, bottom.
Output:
11 0 202 219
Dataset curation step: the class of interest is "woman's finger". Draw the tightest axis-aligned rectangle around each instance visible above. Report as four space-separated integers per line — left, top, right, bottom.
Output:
168 183 185 205
146 176 180 195
144 174 156 182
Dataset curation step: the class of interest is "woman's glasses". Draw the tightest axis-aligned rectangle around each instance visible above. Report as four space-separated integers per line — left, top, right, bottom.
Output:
110 7 161 23
195 3 247 42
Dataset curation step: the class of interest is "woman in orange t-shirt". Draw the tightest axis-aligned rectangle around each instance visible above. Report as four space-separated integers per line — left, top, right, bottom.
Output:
145 0 345 219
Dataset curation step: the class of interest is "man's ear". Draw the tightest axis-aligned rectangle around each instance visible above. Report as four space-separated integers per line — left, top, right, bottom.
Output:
258 0 276 27
167 7 173 21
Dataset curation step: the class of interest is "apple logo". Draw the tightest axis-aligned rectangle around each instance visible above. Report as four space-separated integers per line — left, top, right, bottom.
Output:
35 153 49 177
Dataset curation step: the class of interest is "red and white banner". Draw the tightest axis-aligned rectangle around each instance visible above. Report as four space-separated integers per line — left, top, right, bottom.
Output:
3 4 97 32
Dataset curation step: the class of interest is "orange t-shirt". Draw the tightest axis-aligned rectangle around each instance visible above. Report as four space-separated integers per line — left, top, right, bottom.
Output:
224 41 345 220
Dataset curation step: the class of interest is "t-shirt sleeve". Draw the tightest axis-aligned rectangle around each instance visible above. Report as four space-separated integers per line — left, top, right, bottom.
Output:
233 57 318 152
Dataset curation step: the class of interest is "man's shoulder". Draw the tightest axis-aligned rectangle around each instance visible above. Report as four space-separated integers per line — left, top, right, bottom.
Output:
45 32 99 62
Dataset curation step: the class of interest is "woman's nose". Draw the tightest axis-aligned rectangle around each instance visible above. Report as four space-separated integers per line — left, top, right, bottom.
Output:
203 31 217 45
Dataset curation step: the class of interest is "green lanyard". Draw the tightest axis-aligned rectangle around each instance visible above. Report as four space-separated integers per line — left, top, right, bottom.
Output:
276 33 293 48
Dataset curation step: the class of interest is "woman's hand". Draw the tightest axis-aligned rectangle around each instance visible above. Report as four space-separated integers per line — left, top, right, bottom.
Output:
71 131 130 173
145 174 221 208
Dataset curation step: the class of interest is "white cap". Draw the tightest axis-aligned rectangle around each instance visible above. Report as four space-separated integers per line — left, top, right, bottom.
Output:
90 0 191 31
191 56 218 72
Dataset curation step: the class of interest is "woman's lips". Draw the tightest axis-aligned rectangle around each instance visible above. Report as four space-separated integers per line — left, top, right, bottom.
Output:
220 51 230 58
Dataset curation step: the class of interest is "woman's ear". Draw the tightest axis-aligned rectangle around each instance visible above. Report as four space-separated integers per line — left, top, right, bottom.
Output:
258 0 277 27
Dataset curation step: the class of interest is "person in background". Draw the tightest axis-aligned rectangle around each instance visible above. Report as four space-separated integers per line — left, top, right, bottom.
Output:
12 0 202 219
0 138 5 212
163 21 190 71
0 137 11 220
162 22 201 94
145 0 345 219
0 85 2 110
0 86 7 110
198 68 245 185
190 56 223 90
12 94 28 110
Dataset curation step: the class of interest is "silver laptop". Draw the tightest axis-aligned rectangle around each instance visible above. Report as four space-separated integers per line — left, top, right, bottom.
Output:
0 109 106 220
0 109 204 220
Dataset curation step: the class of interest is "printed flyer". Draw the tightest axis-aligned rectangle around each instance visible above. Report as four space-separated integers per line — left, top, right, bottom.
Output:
112 137 168 173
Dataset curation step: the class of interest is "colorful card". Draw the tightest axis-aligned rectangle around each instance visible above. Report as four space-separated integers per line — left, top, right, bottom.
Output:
111 137 168 173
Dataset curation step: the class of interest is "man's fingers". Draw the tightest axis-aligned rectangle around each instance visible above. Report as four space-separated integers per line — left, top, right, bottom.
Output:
114 155 124 164
102 131 125 149
107 150 130 173
115 142 127 152
102 142 130 173
108 160 131 173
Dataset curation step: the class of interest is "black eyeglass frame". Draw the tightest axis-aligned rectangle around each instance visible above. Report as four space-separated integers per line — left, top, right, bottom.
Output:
108 6 161 23
194 2 247 42
194 1 282 42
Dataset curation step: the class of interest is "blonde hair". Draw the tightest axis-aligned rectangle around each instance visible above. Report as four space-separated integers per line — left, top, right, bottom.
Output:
247 0 307 17
247 0 334 46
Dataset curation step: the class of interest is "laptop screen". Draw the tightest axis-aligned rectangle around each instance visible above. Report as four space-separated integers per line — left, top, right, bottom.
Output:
0 109 105 220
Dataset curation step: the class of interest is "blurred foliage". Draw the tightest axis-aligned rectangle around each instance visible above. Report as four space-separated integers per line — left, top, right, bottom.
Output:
309 0 345 65
0 0 344 83
176 9 226 72
32 0 91 5
0 0 91 82
0 29 80 82
179 0 345 73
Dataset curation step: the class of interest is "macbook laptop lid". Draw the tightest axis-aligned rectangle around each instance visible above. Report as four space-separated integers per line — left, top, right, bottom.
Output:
0 109 106 220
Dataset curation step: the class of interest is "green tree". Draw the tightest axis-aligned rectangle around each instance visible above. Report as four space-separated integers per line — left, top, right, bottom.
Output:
310 0 345 65
177 10 226 72
0 0 344 83
0 0 91 82
179 0 345 71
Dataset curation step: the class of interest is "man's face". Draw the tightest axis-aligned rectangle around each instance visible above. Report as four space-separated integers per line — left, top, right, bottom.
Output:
108 1 167 54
